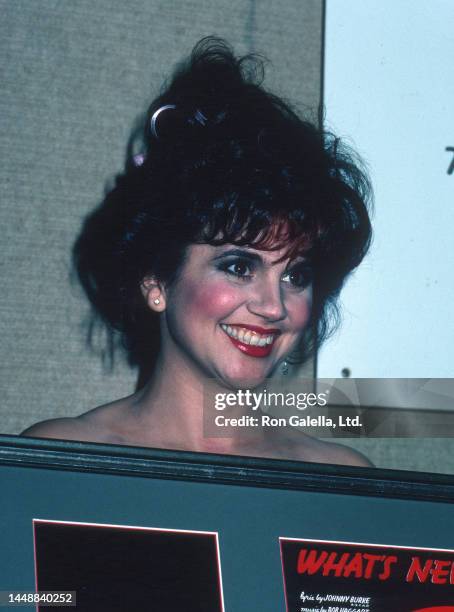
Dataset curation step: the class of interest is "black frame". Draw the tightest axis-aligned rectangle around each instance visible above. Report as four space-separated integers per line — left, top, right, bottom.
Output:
2 434 454 503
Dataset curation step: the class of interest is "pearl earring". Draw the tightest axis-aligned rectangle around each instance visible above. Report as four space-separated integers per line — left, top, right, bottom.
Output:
153 298 160 305
281 361 289 375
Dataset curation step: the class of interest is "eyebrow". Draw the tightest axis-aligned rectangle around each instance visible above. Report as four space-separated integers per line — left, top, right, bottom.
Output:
212 248 263 264
212 247 309 267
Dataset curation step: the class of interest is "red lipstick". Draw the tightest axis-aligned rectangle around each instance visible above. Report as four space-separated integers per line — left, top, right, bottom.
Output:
221 324 280 358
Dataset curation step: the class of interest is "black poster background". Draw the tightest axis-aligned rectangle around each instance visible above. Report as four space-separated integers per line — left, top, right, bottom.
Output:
34 521 224 612
280 538 454 612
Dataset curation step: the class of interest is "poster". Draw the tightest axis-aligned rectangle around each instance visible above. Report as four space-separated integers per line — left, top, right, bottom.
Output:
34 520 225 611
280 537 454 612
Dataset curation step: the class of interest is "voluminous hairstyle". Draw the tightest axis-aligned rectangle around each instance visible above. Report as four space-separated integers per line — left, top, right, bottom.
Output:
75 37 372 377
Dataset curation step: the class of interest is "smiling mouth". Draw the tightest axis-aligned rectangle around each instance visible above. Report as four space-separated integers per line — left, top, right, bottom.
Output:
220 324 280 357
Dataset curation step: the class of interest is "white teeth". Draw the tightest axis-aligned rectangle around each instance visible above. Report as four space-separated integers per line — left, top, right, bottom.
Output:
230 326 238 338
221 325 276 347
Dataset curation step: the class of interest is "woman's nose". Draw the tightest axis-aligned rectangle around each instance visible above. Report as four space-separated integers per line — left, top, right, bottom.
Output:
247 276 287 321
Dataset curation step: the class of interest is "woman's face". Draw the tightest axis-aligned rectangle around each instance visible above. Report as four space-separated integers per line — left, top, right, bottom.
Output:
161 243 313 388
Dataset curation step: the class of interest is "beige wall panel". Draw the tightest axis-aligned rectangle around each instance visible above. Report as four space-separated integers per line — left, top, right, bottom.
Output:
0 1 323 433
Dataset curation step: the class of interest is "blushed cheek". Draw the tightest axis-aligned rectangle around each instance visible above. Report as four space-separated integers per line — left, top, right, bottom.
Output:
177 277 242 319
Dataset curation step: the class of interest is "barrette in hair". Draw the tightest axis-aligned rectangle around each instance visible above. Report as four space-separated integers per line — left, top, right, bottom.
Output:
133 153 145 167
193 109 207 126
150 104 177 138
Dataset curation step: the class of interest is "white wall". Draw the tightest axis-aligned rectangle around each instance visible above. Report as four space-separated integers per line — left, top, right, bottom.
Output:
319 0 454 377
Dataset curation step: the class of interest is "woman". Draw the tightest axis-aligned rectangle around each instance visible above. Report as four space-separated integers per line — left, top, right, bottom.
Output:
23 38 373 465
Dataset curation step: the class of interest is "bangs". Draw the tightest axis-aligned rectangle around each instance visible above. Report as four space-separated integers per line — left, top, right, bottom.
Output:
197 198 319 263
249 217 315 262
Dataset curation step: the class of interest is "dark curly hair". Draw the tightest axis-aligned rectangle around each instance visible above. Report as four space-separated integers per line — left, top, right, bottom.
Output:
74 37 372 380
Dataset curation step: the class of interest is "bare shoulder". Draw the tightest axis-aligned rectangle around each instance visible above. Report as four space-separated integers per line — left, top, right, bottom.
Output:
278 429 374 467
21 416 93 442
21 397 134 444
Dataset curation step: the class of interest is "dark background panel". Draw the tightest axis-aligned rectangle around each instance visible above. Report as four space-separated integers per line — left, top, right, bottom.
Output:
35 522 222 611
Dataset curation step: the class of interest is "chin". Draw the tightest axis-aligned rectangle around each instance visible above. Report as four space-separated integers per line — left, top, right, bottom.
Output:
216 363 272 390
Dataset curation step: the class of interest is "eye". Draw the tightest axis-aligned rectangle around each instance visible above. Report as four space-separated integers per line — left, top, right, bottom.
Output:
281 265 312 289
219 258 254 279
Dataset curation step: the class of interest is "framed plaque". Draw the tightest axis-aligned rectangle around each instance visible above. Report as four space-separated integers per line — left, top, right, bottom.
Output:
1 435 454 611
280 537 454 611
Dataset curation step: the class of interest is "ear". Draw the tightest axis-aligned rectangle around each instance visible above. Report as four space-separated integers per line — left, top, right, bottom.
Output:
140 276 167 312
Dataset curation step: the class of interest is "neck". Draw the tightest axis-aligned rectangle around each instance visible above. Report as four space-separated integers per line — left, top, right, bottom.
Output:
134 345 268 455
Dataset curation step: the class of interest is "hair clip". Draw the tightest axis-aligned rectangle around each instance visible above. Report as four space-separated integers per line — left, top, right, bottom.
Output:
194 109 207 126
133 153 145 167
150 104 177 138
